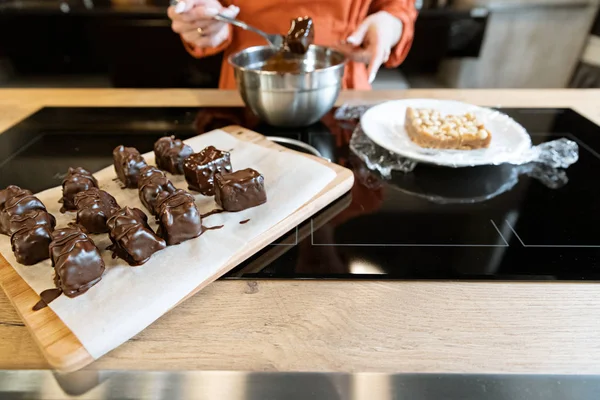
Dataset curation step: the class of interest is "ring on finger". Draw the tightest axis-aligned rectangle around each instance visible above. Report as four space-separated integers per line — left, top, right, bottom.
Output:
197 27 204 37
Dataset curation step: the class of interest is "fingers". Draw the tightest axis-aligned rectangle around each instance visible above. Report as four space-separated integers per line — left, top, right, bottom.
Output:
174 1 190 14
171 0 214 14
168 0 238 21
368 45 390 83
367 47 384 84
181 24 230 48
171 19 221 36
346 20 369 47
336 43 385 84
218 4 239 18
362 26 386 84
169 2 239 50
333 42 371 64
168 5 218 23
188 4 221 19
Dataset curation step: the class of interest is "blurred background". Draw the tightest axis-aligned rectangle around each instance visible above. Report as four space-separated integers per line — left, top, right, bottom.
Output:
0 0 598 89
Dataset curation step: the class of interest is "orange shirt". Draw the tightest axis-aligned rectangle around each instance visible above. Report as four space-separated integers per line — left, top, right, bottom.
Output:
184 0 417 89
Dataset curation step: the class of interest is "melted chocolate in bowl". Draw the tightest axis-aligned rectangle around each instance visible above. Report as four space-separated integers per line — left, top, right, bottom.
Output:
261 16 314 73
261 54 305 73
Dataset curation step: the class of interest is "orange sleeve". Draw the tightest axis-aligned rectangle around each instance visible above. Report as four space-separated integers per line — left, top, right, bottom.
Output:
369 0 418 68
181 25 233 59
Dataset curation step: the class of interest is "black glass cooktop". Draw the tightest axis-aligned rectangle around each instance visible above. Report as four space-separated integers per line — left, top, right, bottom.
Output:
1 106 599 280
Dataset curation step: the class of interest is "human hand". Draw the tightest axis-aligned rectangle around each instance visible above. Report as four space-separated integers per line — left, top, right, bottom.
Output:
168 0 239 48
335 11 403 83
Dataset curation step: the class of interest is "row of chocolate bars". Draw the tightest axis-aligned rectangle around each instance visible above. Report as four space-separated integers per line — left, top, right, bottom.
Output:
0 136 266 303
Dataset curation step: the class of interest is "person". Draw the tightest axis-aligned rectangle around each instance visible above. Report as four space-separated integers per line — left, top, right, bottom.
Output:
168 0 417 89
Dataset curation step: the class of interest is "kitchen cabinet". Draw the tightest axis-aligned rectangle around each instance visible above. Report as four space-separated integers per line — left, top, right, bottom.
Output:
0 7 223 88
439 0 599 87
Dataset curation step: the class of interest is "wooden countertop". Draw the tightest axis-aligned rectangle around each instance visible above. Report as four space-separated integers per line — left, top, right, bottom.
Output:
1 89 600 374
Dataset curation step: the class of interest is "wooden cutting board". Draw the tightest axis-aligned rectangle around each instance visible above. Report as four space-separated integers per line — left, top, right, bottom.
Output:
0 125 354 372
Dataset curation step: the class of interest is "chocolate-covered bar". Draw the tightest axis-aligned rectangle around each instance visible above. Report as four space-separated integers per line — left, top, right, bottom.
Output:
107 207 166 266
11 224 54 265
214 168 267 212
183 146 232 195
0 185 31 212
285 16 314 55
0 186 31 234
9 209 56 265
8 209 56 234
0 189 46 235
113 145 148 188
138 165 165 186
156 189 202 245
50 227 105 297
0 186 56 265
74 188 120 234
60 167 98 213
138 166 176 215
154 136 193 175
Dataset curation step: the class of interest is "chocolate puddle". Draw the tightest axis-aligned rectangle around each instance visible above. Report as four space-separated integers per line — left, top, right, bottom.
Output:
202 224 224 232
32 288 63 311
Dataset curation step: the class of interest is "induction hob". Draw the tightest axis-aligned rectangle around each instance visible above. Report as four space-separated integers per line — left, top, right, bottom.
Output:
0 106 598 281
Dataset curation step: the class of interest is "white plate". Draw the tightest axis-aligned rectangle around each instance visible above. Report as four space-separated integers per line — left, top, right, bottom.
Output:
360 99 532 167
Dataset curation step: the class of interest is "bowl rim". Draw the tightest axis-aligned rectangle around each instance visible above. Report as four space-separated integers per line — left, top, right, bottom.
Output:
227 44 347 76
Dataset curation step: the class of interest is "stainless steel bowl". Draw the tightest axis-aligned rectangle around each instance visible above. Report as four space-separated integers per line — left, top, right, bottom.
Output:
229 45 346 127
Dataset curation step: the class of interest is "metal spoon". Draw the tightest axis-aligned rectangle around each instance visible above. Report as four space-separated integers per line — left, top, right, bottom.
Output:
213 14 284 49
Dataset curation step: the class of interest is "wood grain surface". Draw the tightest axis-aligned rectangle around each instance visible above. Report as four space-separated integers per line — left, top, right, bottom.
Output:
0 124 354 372
0 89 599 133
0 89 600 374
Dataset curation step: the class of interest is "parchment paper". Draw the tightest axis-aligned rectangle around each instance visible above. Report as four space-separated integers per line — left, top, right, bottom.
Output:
0 129 336 359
